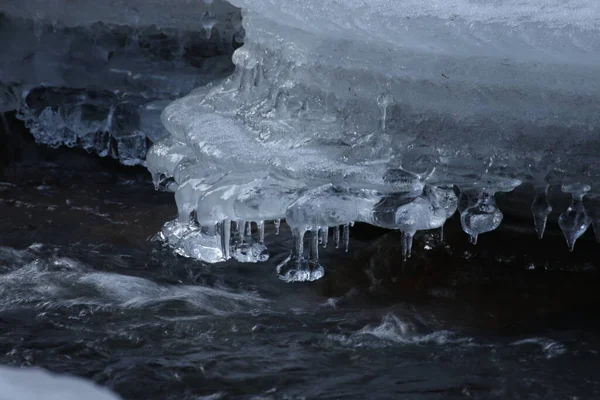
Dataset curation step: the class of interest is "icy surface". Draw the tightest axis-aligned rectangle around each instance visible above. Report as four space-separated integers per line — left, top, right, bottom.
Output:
0 366 121 400
144 0 600 278
2 0 598 277
0 1 242 164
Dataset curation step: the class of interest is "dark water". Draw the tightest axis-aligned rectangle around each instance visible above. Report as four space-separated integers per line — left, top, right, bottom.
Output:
1 141 600 399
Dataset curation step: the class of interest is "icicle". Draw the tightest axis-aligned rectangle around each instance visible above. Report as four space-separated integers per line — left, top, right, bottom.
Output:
204 25 213 40
531 183 552 239
439 224 445 242
220 220 231 259
291 227 306 263
460 190 502 245
245 221 252 238
274 219 281 235
377 93 394 131
309 229 319 265
469 234 478 245
333 226 340 248
237 220 245 244
257 221 265 244
558 184 590 252
401 231 414 261
276 226 324 282
342 224 350 252
321 226 329 248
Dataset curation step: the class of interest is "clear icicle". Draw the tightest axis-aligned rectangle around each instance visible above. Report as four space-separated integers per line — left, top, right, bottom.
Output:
245 221 252 238
460 190 502 245
558 184 591 252
333 226 340 248
274 219 281 235
342 224 350 252
401 231 414 261
439 224 445 242
309 229 319 265
292 227 305 263
321 226 329 248
220 219 231 259
237 220 245 244
276 226 324 282
470 234 478 245
257 221 265 244
531 184 552 239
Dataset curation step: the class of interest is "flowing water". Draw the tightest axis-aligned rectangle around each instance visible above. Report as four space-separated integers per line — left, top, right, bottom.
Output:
1 139 600 399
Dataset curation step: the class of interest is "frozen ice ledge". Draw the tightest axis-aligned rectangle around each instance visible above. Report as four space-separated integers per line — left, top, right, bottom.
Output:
4 1 599 281
0 0 243 164
147 0 600 281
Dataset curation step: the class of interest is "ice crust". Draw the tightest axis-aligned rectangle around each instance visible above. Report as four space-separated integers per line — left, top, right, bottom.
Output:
2 1 599 279
146 0 600 280
0 1 242 164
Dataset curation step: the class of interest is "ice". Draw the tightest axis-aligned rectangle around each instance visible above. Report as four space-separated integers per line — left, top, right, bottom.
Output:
0 366 121 400
2 0 599 280
0 1 242 164
559 183 591 251
531 183 553 240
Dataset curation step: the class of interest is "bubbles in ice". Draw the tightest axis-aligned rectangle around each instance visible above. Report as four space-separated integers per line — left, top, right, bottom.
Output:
558 183 591 251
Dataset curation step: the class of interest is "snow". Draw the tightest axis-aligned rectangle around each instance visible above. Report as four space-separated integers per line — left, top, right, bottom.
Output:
0 366 121 400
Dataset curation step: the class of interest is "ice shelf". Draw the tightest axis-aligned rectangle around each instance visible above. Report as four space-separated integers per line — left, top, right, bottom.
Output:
2 1 598 280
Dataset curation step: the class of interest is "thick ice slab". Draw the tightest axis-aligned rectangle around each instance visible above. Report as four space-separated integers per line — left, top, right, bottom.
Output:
148 0 600 275
0 1 242 164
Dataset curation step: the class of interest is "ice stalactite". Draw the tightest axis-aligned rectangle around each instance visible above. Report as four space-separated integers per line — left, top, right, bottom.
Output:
274 219 281 235
459 190 504 245
531 183 553 239
276 227 325 283
130 0 600 281
333 226 340 249
320 226 329 248
559 183 591 251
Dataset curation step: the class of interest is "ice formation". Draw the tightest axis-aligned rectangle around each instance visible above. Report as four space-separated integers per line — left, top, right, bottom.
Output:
0 0 242 164
3 1 600 281
144 0 599 280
